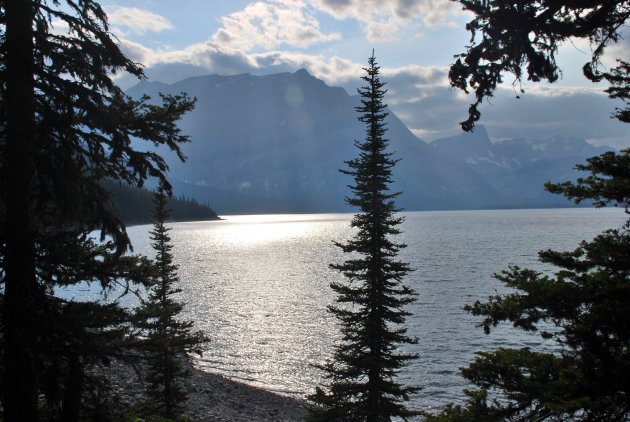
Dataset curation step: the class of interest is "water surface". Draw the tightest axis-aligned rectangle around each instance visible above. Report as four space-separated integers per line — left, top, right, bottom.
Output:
117 209 627 409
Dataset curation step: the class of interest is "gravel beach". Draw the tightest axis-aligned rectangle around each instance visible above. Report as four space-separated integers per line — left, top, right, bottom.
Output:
104 359 309 421
182 367 309 421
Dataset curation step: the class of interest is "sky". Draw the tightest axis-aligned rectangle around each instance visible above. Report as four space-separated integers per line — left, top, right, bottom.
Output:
101 0 629 147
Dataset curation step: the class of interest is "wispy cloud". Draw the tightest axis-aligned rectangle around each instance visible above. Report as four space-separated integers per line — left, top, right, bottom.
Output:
117 39 259 74
211 0 341 51
117 37 360 84
311 0 465 41
106 6 174 36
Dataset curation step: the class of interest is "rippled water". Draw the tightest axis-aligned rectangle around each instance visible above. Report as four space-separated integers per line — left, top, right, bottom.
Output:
84 209 629 410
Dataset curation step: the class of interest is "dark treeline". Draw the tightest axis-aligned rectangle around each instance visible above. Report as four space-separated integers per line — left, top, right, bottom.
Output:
0 1 199 421
103 180 220 225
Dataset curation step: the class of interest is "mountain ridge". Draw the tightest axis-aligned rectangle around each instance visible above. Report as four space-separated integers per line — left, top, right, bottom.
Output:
127 70 611 214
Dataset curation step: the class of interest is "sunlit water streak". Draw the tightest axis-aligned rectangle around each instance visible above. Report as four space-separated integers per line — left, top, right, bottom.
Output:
60 208 628 411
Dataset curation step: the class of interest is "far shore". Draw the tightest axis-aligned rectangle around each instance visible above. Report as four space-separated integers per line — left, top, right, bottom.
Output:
125 216 224 228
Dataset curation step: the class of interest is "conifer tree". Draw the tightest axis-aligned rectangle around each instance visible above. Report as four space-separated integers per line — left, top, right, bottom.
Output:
425 149 630 421
309 52 419 421
449 0 629 131
134 183 208 419
0 1 194 419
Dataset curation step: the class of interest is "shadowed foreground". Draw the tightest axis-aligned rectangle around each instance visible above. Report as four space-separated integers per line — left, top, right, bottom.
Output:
102 359 308 421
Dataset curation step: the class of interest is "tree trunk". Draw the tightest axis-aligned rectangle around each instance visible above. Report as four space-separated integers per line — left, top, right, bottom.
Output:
61 354 84 422
3 0 38 420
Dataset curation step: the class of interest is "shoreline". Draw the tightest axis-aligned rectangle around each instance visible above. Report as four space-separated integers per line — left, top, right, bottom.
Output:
183 367 309 421
104 359 308 421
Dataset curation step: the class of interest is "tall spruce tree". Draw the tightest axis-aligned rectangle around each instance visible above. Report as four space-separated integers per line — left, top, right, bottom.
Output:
309 52 419 421
134 183 208 419
0 1 194 419
425 150 630 421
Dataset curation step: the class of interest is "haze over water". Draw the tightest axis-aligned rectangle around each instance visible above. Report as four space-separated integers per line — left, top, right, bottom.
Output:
121 208 626 409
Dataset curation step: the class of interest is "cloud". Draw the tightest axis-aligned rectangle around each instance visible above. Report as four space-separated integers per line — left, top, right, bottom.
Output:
603 32 630 68
49 19 70 36
116 36 363 87
373 67 471 139
555 27 629 80
210 0 341 51
479 86 629 146
115 36 629 149
381 65 449 104
338 64 629 148
117 38 260 75
311 0 465 41
256 51 363 84
106 6 174 36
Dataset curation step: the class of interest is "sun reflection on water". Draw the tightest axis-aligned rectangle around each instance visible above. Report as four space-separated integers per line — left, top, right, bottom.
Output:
215 214 342 245
58 209 629 406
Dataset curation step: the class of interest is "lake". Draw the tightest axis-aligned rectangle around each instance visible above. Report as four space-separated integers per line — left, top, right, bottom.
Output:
72 208 629 411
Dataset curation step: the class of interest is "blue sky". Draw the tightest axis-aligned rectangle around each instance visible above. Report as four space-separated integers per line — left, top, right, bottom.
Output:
101 0 629 147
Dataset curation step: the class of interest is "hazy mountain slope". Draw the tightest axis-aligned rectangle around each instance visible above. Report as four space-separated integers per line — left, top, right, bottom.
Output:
127 70 613 213
127 70 499 213
431 127 611 208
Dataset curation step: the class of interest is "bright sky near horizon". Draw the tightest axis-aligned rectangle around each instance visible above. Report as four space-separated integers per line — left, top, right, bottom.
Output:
102 0 629 147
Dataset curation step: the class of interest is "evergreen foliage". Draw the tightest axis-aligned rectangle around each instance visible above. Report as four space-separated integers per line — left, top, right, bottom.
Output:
134 184 208 419
0 1 195 419
450 0 630 130
309 53 419 421
102 180 219 225
545 148 630 212
425 150 630 421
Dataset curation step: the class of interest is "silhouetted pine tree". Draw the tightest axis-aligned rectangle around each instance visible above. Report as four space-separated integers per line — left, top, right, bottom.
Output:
449 0 629 130
134 183 208 419
425 149 630 421
309 52 420 421
1 2 194 419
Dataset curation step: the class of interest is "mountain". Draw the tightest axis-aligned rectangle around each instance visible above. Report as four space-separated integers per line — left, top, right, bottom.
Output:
127 70 500 213
126 70 612 214
430 127 610 208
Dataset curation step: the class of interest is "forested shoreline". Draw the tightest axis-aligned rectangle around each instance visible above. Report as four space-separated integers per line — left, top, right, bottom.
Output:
103 180 220 225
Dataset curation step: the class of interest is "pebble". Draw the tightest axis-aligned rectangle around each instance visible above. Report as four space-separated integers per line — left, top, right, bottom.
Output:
98 359 309 421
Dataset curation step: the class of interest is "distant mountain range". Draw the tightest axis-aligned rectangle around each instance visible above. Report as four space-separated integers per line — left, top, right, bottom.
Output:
430 126 610 209
127 70 612 214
